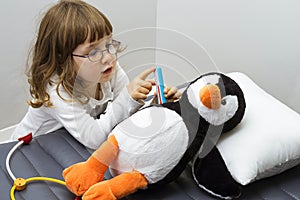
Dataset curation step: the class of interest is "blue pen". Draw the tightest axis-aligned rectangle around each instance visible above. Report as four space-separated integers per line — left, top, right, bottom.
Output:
155 66 167 104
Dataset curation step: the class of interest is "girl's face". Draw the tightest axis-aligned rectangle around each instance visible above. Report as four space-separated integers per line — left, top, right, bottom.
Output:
72 35 117 84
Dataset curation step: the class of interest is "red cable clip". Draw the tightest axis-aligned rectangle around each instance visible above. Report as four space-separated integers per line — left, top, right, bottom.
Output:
18 133 33 144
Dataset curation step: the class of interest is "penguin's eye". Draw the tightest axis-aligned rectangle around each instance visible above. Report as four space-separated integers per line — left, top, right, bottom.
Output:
221 99 227 105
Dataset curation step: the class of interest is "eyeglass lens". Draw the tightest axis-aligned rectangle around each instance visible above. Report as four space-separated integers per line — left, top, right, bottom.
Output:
88 41 120 62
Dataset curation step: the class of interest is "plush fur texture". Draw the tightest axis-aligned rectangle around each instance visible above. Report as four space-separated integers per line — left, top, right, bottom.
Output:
151 72 246 191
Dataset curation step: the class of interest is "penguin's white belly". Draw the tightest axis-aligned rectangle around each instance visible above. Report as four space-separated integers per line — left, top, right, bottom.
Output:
109 106 189 184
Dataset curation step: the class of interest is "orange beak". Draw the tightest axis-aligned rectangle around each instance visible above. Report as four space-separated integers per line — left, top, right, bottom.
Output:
199 84 221 109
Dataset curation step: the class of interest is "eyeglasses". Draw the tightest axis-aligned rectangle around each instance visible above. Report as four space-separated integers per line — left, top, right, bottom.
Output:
72 40 121 62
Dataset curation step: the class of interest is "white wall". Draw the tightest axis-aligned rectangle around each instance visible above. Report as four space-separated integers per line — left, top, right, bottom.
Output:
0 0 157 130
0 1 55 130
156 0 300 113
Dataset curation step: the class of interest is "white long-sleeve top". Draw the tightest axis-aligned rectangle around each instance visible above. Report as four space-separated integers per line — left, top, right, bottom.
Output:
11 64 142 149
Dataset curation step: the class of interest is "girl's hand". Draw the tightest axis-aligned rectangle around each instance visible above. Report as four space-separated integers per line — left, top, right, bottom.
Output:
164 85 182 102
126 67 156 103
153 85 182 104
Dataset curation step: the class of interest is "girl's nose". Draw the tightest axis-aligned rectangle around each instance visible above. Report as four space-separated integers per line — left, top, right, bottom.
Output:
100 51 116 65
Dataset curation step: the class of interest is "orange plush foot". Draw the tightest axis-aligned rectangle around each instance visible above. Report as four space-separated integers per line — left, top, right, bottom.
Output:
63 156 107 196
63 135 119 196
82 171 148 200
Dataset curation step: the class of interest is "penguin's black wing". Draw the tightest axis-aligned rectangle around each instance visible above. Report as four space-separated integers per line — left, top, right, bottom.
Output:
149 90 209 187
192 146 242 199
161 101 181 116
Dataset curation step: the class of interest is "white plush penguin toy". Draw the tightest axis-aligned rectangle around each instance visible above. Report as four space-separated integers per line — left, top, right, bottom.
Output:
63 72 246 200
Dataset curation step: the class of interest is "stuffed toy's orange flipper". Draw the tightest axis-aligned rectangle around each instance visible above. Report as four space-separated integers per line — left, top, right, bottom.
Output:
63 135 119 196
82 171 148 200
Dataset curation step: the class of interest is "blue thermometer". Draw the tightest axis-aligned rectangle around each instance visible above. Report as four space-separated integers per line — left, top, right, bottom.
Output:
155 66 167 104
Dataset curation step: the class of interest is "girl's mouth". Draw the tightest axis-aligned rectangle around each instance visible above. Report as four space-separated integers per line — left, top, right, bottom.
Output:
103 67 112 74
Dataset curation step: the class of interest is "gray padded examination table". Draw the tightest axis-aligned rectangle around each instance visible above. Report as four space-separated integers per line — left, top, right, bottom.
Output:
1 128 300 200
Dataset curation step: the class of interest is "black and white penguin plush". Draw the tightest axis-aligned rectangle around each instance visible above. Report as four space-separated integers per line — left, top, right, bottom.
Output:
63 72 246 199
149 72 246 199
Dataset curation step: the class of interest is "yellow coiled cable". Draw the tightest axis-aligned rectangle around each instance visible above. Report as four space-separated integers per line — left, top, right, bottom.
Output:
7 134 78 200
10 177 66 200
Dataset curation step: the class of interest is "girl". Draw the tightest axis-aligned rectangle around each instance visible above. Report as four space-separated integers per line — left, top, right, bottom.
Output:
11 0 181 149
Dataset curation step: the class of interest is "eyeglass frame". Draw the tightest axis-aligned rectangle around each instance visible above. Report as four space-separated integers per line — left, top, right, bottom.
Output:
72 40 121 62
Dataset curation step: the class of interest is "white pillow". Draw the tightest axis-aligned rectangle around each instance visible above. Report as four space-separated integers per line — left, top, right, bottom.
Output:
217 72 300 185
